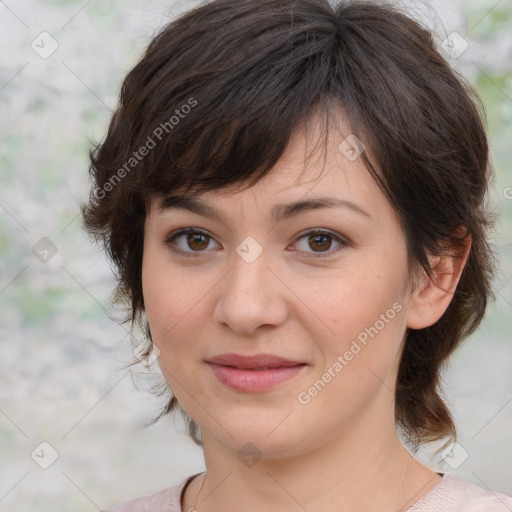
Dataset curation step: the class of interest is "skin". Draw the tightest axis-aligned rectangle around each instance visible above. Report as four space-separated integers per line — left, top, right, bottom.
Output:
141 112 470 512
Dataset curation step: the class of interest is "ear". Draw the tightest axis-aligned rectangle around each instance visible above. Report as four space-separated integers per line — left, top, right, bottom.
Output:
406 231 472 330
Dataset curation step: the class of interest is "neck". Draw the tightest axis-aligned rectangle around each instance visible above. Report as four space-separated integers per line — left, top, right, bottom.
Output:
185 409 441 512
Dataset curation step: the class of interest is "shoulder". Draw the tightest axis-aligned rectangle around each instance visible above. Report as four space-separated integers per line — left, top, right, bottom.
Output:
408 473 512 512
449 475 512 511
101 476 190 512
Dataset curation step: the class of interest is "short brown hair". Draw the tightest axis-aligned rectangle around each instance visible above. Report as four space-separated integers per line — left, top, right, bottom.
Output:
82 0 496 450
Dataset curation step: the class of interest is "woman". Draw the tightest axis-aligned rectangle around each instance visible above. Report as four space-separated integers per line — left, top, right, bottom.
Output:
83 0 512 510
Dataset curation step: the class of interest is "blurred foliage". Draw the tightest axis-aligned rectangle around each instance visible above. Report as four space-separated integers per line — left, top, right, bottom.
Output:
466 0 512 38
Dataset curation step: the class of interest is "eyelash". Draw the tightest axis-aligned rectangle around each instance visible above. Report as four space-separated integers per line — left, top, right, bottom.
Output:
163 227 348 259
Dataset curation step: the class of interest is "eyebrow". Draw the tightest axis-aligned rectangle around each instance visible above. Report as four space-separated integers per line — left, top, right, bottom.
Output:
158 195 371 224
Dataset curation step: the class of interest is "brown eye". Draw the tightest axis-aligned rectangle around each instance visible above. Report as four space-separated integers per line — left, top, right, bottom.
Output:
308 233 333 252
164 228 220 257
164 227 347 259
293 229 347 258
185 232 209 251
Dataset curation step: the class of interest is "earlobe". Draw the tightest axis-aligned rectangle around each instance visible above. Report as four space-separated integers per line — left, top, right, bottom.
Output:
406 233 472 330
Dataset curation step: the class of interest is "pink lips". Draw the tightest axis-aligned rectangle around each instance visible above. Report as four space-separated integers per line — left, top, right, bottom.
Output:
206 353 307 392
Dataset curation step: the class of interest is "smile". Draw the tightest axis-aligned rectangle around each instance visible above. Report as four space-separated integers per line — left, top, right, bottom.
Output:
207 363 307 392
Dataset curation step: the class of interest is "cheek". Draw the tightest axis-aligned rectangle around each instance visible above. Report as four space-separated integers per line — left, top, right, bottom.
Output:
323 265 403 333
142 244 188 344
312 251 407 370
142 263 200 392
305 285 406 424
141 244 215 376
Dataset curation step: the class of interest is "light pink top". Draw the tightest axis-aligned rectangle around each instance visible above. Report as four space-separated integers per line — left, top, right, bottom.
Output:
103 472 512 511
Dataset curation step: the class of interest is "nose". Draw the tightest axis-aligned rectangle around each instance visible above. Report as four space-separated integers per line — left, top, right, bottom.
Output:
212 246 289 336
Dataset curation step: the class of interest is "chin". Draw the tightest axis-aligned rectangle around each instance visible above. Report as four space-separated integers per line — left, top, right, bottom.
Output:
204 419 304 456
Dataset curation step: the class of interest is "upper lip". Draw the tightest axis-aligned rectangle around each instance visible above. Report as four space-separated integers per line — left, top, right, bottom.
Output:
206 353 306 369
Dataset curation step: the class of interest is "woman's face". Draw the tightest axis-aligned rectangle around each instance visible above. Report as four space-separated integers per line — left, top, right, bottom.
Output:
142 118 417 458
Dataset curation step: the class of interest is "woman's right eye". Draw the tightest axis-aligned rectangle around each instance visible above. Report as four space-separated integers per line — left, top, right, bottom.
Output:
164 228 220 257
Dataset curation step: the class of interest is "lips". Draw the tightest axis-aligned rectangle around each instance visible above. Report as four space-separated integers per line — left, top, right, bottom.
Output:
206 353 308 392
206 353 305 370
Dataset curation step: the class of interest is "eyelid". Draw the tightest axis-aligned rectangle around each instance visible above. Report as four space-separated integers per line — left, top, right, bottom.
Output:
291 228 348 259
163 227 220 257
163 227 348 259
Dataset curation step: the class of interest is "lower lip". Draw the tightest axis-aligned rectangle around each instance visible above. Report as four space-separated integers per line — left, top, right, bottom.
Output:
207 363 307 392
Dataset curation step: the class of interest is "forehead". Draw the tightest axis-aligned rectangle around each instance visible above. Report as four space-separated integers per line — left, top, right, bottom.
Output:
146 111 391 226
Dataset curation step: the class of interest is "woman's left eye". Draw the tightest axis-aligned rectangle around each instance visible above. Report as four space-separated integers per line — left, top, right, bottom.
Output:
163 228 347 259
293 229 347 258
